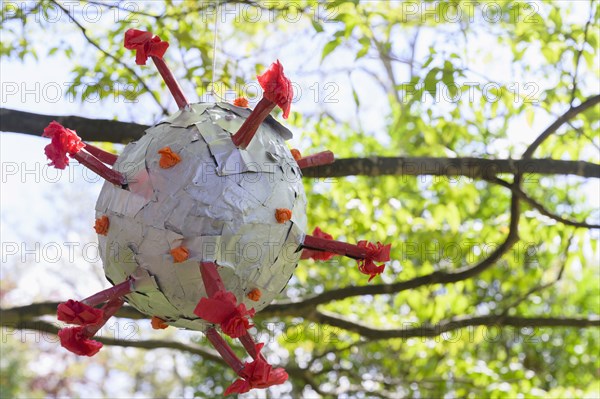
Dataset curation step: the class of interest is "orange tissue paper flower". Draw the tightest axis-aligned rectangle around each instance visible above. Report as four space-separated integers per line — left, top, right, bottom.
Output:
158 147 181 168
275 208 292 223
290 149 302 161
171 246 189 263
247 288 262 302
151 316 169 329
233 97 249 107
94 216 110 236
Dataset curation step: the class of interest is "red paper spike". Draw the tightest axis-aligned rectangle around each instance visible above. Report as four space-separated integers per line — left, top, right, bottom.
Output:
194 290 255 338
57 300 104 325
42 122 126 185
81 279 134 307
232 60 293 149
124 29 189 109
58 297 125 357
124 29 168 65
301 227 336 261
71 151 126 186
296 150 335 169
58 326 103 357
238 332 264 360
302 229 391 282
42 121 85 169
256 60 292 118
82 298 125 337
225 355 289 395
83 143 118 165
205 328 245 374
303 234 368 259
196 262 256 338
199 261 225 296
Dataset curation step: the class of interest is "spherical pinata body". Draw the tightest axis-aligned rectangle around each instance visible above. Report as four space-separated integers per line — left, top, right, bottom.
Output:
95 102 307 330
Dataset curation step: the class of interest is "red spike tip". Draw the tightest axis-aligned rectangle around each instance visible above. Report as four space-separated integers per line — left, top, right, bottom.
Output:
124 29 169 65
302 228 391 282
296 150 335 169
232 60 293 149
124 29 189 109
42 122 126 185
257 59 293 118
42 121 85 169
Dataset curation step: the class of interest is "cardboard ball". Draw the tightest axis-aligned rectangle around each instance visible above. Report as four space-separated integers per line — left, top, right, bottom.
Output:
95 103 307 330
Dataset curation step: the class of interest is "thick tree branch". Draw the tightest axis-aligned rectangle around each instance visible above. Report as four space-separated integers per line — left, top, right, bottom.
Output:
0 108 148 143
2 311 597 347
0 301 146 325
302 157 599 179
2 107 598 178
3 319 223 363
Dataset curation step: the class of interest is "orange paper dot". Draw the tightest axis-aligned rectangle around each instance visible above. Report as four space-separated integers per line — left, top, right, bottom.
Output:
275 208 292 223
151 316 168 330
247 288 262 302
94 215 109 236
233 97 249 107
290 149 302 161
171 246 189 263
158 147 181 168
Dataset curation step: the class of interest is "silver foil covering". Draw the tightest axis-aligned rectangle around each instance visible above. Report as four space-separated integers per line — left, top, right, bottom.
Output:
95 103 307 331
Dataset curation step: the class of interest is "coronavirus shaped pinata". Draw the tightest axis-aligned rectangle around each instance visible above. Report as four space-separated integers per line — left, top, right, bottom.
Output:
42 29 391 395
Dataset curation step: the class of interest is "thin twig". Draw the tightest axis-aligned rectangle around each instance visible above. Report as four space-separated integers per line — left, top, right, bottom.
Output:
522 94 600 159
49 0 169 115
491 177 599 229
570 0 595 106
499 234 573 317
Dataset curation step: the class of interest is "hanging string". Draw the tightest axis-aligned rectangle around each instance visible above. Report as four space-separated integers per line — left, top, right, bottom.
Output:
210 1 223 101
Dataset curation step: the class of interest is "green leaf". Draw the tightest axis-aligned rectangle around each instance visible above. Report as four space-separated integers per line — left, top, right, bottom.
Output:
526 107 535 127
321 38 341 62
311 20 324 33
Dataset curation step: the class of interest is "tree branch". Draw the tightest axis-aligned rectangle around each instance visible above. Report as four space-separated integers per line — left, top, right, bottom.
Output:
2 107 598 178
0 108 148 143
309 310 600 340
0 301 146 325
570 0 595 106
3 311 597 347
492 177 599 229
522 94 600 159
3 319 223 363
301 156 599 179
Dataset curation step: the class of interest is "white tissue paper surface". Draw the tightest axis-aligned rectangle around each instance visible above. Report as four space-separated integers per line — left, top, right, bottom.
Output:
95 103 307 331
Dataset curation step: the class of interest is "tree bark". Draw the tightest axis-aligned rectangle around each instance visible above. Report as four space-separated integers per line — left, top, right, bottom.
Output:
1 107 148 143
